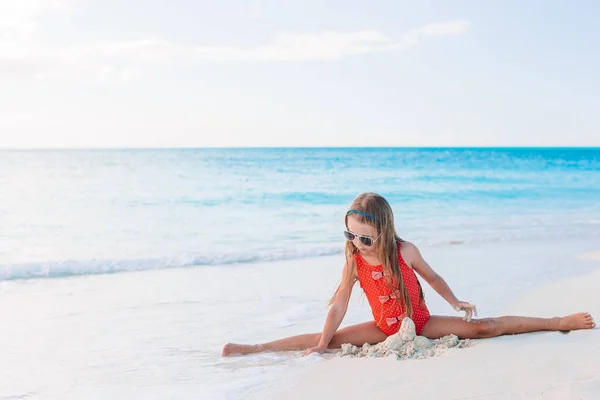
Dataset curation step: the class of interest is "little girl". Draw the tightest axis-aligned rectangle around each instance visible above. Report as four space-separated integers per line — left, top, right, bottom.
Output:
222 192 595 356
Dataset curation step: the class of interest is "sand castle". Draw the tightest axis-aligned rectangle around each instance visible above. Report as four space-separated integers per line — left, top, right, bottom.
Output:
339 318 474 360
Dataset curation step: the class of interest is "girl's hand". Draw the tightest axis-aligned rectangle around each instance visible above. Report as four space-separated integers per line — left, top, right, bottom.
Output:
454 301 478 322
303 344 327 357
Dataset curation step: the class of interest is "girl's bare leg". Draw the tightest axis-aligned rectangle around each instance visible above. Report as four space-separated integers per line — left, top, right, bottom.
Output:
222 321 387 356
421 312 595 340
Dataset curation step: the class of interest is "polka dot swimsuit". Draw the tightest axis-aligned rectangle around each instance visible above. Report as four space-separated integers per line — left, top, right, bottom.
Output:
355 242 431 336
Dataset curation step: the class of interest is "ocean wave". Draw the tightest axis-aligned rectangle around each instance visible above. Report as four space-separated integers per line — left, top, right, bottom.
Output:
3 225 600 282
0 246 344 281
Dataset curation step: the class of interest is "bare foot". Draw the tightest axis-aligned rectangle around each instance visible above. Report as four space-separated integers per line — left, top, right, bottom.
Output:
555 312 596 333
222 343 263 356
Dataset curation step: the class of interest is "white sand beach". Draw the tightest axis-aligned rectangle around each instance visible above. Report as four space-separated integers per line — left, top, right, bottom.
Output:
2 235 597 399
276 251 600 400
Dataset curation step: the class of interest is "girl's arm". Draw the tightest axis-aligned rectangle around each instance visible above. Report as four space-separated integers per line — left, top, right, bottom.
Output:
406 242 477 321
303 260 354 355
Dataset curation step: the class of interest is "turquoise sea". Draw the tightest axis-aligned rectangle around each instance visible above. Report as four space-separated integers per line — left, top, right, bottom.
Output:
1 148 599 279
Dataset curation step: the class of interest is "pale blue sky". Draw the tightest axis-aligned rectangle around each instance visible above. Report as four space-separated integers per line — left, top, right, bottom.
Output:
0 0 599 147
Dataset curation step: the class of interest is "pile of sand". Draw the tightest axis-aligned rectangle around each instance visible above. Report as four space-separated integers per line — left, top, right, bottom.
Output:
339 318 474 360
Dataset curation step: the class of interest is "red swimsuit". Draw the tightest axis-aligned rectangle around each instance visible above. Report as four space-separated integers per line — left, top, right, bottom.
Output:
355 242 431 336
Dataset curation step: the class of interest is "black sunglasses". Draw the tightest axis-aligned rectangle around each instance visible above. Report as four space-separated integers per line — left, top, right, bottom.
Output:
344 230 380 247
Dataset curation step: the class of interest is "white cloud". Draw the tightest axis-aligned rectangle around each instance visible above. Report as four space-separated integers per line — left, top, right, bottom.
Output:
192 30 393 61
0 0 78 78
386 20 471 51
0 0 72 37
0 7 470 82
59 21 470 63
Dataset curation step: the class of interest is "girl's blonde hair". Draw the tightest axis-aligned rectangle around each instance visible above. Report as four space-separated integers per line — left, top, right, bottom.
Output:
329 192 425 320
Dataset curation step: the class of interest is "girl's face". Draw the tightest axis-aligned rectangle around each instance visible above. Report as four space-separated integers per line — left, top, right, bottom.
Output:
346 216 379 256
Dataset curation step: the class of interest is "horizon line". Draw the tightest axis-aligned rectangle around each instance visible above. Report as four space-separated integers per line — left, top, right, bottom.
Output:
1 145 600 151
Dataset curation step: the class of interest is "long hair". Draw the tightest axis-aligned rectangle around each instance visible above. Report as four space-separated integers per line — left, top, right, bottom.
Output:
329 192 425 319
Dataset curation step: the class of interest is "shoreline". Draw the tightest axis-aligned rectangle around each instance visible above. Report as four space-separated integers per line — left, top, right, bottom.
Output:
273 250 600 400
2 235 599 284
